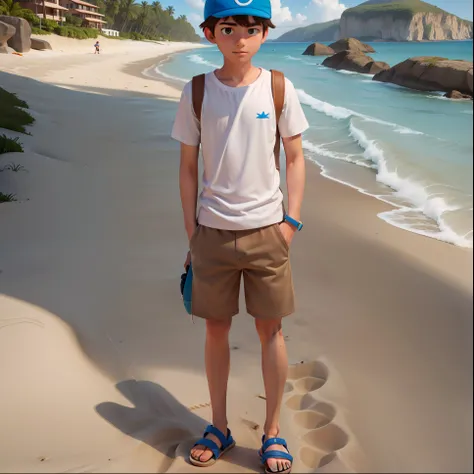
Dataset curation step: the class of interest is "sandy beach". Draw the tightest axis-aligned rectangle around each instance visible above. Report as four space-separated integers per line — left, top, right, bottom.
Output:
0 35 472 473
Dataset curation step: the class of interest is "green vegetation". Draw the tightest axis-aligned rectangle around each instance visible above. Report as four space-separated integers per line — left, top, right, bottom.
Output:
54 25 98 39
343 0 462 21
422 56 448 66
0 162 25 172
65 13 83 27
31 26 51 35
23 12 97 38
0 136 24 154
0 193 17 203
423 23 432 39
88 0 199 42
275 19 339 42
0 89 29 203
0 0 28 16
4 0 199 42
0 88 35 134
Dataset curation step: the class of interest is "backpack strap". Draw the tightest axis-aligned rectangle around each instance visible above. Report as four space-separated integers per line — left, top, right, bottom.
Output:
271 69 285 172
192 73 206 125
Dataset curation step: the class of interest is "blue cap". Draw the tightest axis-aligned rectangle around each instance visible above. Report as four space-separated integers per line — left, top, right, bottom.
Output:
204 0 272 20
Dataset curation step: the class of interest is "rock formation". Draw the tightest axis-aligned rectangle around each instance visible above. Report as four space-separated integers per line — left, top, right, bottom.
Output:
0 20 15 54
373 57 473 97
329 38 375 53
0 15 31 53
323 50 390 74
444 90 472 100
303 43 335 56
31 38 52 51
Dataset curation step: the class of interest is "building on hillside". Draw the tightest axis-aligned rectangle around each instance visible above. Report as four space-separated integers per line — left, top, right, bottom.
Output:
58 0 106 29
18 0 68 23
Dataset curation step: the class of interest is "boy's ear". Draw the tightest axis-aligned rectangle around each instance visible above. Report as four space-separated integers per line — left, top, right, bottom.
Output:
204 27 216 44
261 28 269 44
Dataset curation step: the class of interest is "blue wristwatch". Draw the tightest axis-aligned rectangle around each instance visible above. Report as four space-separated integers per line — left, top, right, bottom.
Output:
284 215 304 231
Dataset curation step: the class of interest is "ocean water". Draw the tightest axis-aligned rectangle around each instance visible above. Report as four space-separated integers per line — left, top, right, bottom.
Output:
155 41 473 248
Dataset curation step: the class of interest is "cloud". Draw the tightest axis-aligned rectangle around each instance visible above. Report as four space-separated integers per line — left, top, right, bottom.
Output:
295 13 308 24
310 0 346 22
270 0 293 24
186 0 204 10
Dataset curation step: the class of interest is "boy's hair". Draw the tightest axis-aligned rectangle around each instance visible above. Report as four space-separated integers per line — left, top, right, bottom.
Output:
200 15 275 36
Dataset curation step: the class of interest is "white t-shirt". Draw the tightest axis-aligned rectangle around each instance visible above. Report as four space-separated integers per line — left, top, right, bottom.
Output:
171 68 309 231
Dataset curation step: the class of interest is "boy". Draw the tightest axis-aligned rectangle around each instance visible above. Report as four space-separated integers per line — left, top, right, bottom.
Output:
94 41 100 54
171 0 308 472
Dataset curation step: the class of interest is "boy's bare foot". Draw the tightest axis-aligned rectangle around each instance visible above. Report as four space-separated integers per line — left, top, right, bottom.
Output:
190 430 222 463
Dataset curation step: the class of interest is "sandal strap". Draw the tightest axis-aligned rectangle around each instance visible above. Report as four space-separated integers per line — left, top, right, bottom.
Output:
193 438 220 461
261 450 294 463
205 424 233 448
262 437 288 452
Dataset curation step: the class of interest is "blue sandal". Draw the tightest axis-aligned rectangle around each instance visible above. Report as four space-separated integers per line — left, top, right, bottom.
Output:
189 424 236 467
259 435 293 474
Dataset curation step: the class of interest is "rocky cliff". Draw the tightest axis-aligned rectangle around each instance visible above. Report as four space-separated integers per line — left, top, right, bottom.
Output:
339 12 473 41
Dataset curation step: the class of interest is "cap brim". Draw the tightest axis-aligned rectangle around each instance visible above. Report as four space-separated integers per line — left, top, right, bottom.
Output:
211 7 271 19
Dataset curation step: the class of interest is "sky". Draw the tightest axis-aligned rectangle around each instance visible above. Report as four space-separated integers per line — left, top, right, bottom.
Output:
165 0 474 38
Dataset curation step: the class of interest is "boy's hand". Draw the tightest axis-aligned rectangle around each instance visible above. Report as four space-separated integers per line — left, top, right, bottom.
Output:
279 221 297 247
184 251 191 270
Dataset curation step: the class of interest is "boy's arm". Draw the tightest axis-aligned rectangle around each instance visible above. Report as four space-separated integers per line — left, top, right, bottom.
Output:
179 143 200 243
279 133 305 245
283 133 306 223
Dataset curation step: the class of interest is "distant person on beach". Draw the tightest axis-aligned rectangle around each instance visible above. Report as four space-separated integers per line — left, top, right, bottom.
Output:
172 0 308 473
94 41 100 54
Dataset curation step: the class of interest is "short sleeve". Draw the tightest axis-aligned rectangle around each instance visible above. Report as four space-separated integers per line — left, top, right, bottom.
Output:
278 78 309 139
171 81 201 146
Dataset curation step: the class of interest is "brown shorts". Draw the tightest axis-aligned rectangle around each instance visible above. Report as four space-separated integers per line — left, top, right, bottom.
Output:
189 224 295 320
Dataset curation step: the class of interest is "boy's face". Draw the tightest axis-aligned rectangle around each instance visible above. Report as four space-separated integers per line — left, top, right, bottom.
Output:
205 16 269 64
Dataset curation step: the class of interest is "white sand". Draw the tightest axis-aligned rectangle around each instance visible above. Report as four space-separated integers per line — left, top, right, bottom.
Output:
0 36 472 473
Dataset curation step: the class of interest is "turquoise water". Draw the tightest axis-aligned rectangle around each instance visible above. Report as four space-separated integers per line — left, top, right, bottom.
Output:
155 41 473 248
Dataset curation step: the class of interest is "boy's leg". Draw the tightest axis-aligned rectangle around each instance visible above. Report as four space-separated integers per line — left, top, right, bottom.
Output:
191 318 232 462
189 226 241 463
241 224 295 471
255 319 291 473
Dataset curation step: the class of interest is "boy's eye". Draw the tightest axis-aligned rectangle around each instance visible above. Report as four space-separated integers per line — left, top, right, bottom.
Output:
248 28 260 36
221 27 233 36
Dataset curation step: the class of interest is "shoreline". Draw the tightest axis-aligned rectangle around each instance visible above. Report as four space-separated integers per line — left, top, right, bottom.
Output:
146 50 473 250
0 38 472 473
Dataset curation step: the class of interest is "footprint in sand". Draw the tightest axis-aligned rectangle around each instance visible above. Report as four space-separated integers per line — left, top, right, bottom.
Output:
284 361 349 472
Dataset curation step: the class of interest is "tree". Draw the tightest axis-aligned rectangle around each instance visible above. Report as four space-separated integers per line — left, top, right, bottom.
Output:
92 0 199 41
0 0 26 16
138 1 149 34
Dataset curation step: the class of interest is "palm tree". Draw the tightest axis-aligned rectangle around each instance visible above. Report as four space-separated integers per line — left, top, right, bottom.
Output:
138 1 149 34
0 0 26 16
119 0 135 31
165 5 174 17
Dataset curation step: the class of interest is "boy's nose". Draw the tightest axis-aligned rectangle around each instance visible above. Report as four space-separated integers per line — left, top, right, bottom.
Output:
235 37 246 47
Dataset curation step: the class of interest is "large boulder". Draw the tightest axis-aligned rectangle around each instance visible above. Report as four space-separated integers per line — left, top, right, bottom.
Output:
303 43 335 56
373 57 473 97
323 51 390 75
0 20 15 54
328 37 375 54
31 37 52 51
0 15 31 53
365 60 391 74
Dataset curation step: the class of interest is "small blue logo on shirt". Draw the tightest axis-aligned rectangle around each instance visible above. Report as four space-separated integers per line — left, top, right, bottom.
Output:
256 112 270 119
